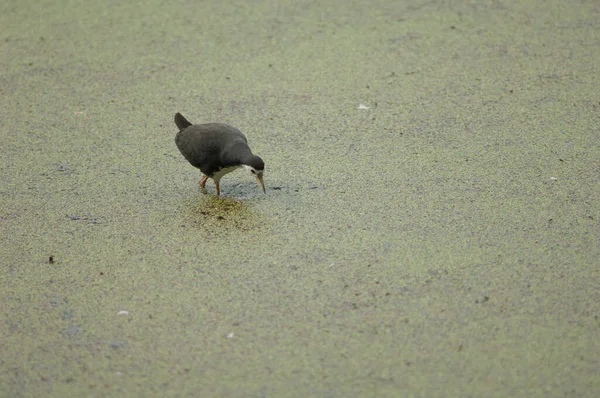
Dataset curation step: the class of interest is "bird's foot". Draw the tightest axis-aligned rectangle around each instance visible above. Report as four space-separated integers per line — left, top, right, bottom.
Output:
199 175 208 189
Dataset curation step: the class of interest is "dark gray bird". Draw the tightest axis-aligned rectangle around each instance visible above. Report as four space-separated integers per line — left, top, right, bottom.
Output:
174 113 265 197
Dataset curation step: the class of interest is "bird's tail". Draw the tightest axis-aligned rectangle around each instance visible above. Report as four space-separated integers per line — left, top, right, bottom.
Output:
174 113 192 130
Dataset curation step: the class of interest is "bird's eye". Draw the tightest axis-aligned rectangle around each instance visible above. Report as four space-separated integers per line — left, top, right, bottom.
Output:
251 170 256 174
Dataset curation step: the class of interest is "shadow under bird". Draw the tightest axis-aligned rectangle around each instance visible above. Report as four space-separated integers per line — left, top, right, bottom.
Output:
174 113 265 197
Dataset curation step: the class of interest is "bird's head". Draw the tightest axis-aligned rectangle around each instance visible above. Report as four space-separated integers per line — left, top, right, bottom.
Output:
243 156 265 193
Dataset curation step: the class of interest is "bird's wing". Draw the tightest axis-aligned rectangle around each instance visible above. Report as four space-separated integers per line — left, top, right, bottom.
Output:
175 128 212 169
215 124 247 143
175 123 251 175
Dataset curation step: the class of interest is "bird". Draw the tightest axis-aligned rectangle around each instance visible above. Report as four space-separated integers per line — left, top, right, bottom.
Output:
174 112 265 197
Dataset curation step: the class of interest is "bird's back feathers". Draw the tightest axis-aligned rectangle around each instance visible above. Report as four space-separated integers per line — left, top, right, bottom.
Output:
174 114 256 176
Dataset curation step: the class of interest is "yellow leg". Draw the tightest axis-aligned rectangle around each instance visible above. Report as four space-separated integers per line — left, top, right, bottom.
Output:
200 175 208 189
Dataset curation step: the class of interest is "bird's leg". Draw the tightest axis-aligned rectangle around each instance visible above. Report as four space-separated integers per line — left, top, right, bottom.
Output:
215 180 221 197
199 175 208 189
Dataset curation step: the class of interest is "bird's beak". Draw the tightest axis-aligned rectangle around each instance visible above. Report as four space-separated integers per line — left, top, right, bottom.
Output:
256 174 266 193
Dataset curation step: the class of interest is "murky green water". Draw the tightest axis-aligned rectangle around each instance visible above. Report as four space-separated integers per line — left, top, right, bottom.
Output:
2 0 599 396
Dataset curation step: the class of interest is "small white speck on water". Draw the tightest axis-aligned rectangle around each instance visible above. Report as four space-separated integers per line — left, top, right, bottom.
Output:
329 263 335 268
358 104 370 110
550 177 557 180
227 332 234 338
117 310 129 315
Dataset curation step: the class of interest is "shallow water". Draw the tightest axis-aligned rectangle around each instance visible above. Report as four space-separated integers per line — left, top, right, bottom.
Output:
2 0 599 396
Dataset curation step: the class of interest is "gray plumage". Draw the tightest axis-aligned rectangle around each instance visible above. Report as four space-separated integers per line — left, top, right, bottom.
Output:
174 112 265 196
